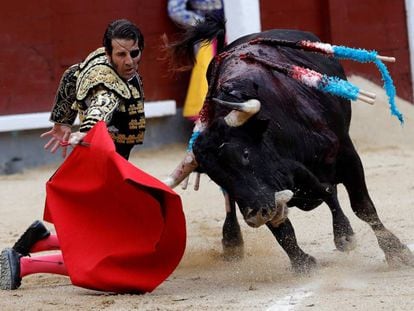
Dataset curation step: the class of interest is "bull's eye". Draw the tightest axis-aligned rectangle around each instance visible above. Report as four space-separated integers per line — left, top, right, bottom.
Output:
242 148 249 165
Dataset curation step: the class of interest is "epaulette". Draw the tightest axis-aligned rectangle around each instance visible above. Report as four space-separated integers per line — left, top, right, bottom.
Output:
79 47 106 70
76 62 131 101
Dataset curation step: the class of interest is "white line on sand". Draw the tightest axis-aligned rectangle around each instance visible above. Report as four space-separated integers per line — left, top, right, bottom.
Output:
265 270 369 311
266 284 317 311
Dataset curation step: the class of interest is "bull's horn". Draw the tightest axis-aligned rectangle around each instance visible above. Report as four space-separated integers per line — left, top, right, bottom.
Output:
269 189 294 227
163 151 198 188
275 190 294 206
212 98 261 127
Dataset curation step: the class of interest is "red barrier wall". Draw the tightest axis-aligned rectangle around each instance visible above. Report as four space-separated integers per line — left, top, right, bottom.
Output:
0 0 411 116
0 1 189 116
260 0 412 102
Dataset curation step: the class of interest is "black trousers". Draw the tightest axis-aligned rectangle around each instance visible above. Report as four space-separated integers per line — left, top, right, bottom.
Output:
115 143 134 160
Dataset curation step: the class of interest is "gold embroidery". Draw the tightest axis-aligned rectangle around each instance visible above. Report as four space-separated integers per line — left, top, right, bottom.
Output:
137 103 144 114
113 134 126 143
58 47 147 146
79 47 106 70
77 64 131 100
118 103 126 112
128 117 145 130
79 89 121 132
129 119 139 129
110 131 145 144
127 102 144 115
49 64 79 125
126 135 137 144
129 84 141 99
137 117 145 129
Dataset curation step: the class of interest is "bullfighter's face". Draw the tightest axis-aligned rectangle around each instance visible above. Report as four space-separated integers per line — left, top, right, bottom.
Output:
107 38 141 81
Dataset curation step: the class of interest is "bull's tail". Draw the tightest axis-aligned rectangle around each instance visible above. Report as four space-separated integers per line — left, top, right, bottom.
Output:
166 12 226 71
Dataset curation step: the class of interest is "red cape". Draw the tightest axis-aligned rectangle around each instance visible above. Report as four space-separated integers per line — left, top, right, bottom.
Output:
44 122 186 293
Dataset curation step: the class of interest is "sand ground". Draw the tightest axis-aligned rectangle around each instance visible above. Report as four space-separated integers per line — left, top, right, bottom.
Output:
1 77 414 310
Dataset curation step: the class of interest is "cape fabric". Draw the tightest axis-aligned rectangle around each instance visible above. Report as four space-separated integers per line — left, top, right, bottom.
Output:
43 122 186 293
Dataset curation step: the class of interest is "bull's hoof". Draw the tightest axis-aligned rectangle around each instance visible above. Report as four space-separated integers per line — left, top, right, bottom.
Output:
333 221 356 252
385 245 414 268
334 234 357 252
222 245 244 261
291 254 317 274
222 238 244 261
222 227 244 261
376 229 414 268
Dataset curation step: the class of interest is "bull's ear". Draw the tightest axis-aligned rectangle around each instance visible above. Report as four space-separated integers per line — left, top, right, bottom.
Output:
246 118 269 141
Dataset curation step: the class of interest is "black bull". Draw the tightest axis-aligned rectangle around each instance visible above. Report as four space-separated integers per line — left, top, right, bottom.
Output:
165 16 414 272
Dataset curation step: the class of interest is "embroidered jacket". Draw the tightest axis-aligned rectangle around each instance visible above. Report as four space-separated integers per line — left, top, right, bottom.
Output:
50 47 145 145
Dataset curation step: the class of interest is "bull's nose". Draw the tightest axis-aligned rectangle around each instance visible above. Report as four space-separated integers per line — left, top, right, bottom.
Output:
245 218 262 228
245 207 255 219
261 208 271 218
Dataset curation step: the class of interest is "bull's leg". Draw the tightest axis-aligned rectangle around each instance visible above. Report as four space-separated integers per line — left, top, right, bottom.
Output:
266 219 316 273
290 161 356 251
340 142 414 267
222 192 244 260
324 187 356 252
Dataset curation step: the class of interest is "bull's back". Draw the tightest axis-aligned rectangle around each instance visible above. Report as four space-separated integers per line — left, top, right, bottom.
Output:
228 29 319 48
223 29 352 132
227 29 346 79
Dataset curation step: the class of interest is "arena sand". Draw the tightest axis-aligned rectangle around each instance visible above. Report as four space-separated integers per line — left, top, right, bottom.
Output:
1 76 414 310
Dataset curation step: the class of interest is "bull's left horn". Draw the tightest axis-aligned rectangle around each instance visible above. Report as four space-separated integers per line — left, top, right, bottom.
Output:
163 151 198 188
275 190 294 206
269 190 294 227
212 98 261 127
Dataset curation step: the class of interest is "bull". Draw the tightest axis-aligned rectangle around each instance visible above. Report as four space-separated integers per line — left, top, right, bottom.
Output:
165 14 414 272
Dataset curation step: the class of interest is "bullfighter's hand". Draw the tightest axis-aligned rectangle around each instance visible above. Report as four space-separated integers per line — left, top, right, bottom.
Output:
40 124 72 158
68 131 87 146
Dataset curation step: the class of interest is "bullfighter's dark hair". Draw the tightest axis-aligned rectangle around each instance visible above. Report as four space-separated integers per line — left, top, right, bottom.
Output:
103 19 144 55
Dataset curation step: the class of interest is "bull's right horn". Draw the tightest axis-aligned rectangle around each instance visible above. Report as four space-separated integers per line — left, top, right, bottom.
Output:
212 98 261 127
163 151 198 188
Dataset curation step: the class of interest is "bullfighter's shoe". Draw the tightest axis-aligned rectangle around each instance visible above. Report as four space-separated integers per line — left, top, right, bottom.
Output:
12 220 50 256
0 248 22 290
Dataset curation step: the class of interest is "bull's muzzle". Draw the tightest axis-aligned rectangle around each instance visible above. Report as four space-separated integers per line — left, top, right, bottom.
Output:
244 190 294 228
244 206 276 228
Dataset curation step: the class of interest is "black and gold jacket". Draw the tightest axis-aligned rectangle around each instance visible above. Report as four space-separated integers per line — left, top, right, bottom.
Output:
50 47 145 145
